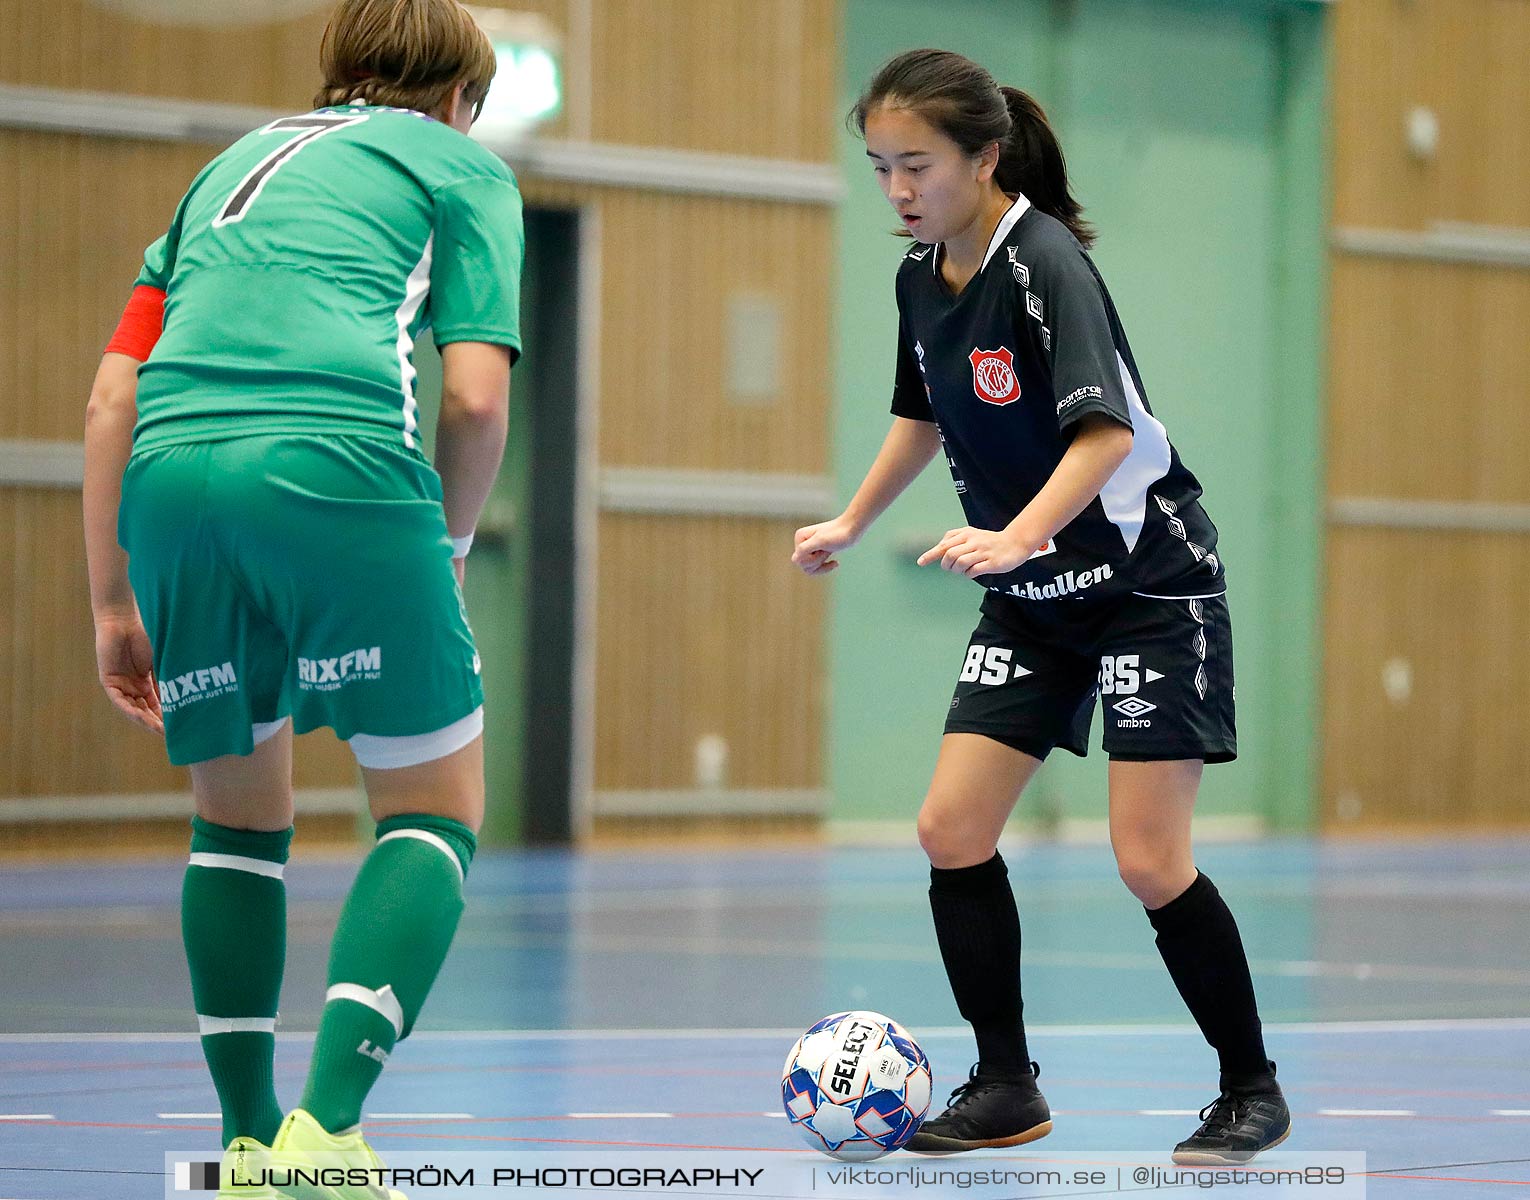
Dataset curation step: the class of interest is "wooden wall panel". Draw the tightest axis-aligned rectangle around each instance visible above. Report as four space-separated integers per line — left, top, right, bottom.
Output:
0 1 574 137
0 0 841 158
594 513 824 790
0 132 212 440
1321 526 1530 828
1332 0 1530 228
0 0 327 109
0 490 355 801
0 127 380 798
0 0 837 823
1322 0 1530 831
592 191 832 475
1328 256 1530 504
590 0 836 160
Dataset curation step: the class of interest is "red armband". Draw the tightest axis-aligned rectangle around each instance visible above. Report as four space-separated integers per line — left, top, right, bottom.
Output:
104 285 166 362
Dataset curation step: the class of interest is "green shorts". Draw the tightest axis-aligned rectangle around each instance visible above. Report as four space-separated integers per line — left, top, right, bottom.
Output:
120 434 483 767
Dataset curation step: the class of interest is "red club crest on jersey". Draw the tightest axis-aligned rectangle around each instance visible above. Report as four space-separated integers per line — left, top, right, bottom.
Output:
969 346 1020 406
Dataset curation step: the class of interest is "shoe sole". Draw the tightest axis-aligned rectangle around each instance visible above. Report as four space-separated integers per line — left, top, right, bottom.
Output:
905 1119 1053 1155
1171 1123 1291 1166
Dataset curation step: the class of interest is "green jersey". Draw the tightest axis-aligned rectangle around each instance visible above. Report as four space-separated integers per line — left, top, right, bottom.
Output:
132 101 524 454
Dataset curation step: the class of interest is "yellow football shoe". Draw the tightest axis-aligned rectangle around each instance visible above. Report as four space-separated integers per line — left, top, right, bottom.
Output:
266 1108 406 1200
217 1136 280 1199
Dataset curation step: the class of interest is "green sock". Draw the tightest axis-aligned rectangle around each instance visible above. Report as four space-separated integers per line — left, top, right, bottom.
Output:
183 816 292 1149
300 814 476 1134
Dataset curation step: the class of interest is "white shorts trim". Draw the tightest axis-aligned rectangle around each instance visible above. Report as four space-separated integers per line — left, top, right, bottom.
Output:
326 983 404 1038
378 828 465 883
1131 590 1228 600
187 852 285 879
348 706 484 770
197 1015 277 1036
252 718 289 747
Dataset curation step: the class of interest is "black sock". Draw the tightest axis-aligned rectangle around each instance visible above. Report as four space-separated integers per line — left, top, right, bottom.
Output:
929 852 1030 1073
1146 871 1272 1084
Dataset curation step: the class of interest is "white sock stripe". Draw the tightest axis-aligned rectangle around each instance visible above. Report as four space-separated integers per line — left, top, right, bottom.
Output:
187 852 285 879
325 983 404 1038
196 1015 277 1035
377 828 465 882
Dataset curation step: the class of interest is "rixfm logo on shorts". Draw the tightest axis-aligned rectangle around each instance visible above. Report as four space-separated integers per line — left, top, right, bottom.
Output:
298 647 382 692
158 662 238 713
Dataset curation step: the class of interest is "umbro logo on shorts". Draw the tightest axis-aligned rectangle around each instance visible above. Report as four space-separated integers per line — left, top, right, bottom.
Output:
1113 696 1156 728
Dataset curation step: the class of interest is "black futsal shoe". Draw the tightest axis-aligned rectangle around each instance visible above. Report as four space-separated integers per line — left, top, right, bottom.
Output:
905 1061 1053 1153
1172 1061 1291 1165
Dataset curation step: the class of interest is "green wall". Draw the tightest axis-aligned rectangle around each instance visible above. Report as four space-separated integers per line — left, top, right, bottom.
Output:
829 0 1328 834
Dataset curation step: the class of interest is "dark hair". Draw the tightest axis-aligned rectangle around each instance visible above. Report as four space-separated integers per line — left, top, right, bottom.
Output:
314 0 496 122
850 48 1095 249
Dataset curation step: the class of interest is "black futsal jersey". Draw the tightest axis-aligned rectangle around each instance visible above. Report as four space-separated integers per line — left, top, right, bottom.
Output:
891 195 1225 605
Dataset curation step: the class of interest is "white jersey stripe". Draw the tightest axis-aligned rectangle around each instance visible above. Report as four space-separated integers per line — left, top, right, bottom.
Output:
1097 351 1172 553
933 193 1033 280
394 234 434 450
979 193 1032 270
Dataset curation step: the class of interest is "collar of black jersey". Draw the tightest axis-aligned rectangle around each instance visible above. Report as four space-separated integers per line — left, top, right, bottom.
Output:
930 192 1033 278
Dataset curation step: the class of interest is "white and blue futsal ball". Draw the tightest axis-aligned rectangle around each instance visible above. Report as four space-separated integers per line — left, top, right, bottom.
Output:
781 1010 932 1160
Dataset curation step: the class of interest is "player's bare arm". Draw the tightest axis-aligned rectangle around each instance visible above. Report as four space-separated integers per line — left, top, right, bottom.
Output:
83 349 163 735
792 416 941 575
919 413 1132 578
436 340 512 585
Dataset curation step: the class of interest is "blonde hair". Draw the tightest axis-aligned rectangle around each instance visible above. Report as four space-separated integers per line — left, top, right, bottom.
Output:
314 0 496 122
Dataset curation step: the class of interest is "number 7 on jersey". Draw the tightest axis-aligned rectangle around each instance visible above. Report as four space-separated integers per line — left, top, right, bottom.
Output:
214 112 370 228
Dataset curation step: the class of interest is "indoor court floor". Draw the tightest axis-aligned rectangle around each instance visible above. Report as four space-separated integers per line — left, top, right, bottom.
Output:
0 837 1526 1197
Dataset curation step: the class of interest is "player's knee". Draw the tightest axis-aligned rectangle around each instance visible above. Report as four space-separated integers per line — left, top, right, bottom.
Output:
1115 848 1189 907
917 802 992 869
914 800 949 861
368 788 483 833
191 776 294 833
361 744 486 832
375 813 478 883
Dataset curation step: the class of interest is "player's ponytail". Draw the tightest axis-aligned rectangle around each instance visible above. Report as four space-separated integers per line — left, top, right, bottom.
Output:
995 86 1094 249
851 49 1096 249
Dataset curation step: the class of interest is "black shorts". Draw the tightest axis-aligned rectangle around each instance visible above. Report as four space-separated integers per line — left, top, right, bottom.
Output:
943 590 1236 763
